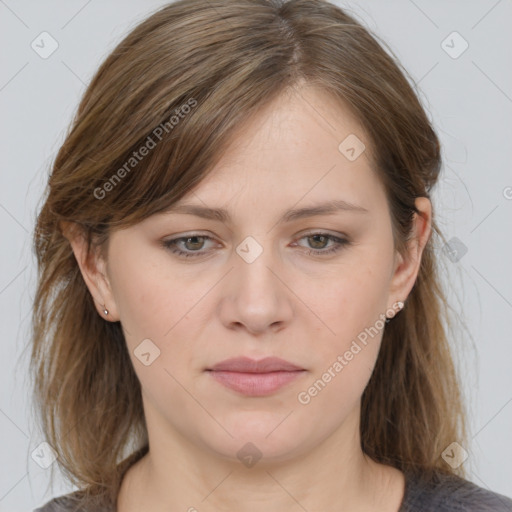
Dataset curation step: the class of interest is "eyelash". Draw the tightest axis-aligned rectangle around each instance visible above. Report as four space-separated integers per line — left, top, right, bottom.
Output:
162 232 350 259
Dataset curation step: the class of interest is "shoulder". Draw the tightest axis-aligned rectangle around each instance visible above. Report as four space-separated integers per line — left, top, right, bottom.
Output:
33 492 82 512
400 470 512 511
33 490 113 512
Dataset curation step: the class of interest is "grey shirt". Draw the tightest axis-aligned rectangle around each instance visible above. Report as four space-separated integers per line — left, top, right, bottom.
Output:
33 470 512 511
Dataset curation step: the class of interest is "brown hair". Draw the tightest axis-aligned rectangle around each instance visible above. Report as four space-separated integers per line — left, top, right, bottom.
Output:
30 0 470 508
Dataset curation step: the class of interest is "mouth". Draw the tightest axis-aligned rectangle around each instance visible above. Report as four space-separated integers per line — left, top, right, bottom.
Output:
205 357 306 396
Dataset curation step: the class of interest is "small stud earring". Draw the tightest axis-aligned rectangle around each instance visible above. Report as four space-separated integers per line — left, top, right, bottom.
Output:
102 304 109 316
385 300 405 321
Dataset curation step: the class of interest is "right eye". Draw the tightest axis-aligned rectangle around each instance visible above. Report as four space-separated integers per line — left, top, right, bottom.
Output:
162 234 217 258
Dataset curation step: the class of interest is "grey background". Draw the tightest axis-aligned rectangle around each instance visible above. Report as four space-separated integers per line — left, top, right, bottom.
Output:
1 1 511 510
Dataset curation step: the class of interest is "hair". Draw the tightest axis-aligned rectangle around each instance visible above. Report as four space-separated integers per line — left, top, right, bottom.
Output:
30 0 470 509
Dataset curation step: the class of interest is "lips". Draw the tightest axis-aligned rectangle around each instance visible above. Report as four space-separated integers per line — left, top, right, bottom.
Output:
208 356 304 373
206 357 306 396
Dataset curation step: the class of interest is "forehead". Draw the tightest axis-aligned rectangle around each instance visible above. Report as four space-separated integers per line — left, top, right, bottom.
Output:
178 86 385 214
216 86 369 163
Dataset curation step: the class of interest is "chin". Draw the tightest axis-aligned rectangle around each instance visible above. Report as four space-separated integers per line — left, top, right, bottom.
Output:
195 412 314 466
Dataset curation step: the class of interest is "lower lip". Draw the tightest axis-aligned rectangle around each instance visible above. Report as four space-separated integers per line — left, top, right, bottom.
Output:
207 370 305 396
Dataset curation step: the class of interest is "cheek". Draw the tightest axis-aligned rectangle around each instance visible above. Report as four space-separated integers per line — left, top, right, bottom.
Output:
109 246 201 341
110 260 200 408
294 251 392 400
300 257 391 346
295 270 389 415
109 250 214 387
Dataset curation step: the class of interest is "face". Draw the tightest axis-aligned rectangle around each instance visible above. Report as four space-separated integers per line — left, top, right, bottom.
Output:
72 85 429 465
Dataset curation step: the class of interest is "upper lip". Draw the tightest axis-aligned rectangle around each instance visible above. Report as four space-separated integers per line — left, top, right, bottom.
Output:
207 357 304 373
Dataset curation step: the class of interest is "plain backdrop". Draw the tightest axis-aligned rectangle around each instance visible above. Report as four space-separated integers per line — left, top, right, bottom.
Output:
1 1 511 510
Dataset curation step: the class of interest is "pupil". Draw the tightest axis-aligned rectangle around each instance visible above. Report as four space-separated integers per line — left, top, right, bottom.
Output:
186 236 203 250
310 235 326 249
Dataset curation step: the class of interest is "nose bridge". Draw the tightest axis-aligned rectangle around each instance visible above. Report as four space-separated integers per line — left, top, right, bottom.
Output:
221 233 293 332
234 234 281 300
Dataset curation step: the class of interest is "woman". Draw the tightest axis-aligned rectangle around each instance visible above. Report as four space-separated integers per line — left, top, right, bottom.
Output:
30 0 512 511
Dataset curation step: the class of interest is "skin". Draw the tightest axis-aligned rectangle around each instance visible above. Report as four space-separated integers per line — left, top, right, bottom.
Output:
66 84 431 512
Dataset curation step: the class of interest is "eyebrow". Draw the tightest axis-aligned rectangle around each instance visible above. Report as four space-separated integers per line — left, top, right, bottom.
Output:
163 199 369 224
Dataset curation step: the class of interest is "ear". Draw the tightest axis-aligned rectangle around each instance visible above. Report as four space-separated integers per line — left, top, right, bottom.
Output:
387 197 432 308
61 221 120 321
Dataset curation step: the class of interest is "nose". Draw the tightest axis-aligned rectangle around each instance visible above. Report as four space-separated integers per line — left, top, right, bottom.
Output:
218 243 294 336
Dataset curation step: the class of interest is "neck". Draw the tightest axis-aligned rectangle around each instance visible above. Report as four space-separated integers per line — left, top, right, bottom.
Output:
118 404 405 512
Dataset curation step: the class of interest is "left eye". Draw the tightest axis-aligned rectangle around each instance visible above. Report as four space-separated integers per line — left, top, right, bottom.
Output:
162 233 350 259
294 233 350 255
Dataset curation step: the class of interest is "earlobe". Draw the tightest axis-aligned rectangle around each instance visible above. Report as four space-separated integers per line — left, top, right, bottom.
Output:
62 221 119 321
